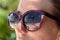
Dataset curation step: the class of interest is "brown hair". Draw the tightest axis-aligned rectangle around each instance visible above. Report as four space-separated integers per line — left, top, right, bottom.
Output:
52 0 60 25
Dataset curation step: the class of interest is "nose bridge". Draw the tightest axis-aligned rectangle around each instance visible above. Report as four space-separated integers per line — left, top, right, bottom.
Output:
15 21 27 34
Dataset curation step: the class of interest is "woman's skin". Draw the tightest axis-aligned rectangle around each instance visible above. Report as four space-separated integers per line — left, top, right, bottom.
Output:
12 0 60 40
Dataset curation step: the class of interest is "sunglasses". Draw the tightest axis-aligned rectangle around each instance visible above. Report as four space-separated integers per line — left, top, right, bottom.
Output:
8 10 59 32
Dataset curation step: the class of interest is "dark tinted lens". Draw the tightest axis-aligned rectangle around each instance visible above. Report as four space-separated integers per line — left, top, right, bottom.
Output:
24 12 41 24
24 12 43 31
8 13 19 23
8 12 20 28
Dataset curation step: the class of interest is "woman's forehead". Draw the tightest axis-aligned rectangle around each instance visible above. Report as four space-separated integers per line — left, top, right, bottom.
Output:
18 0 54 15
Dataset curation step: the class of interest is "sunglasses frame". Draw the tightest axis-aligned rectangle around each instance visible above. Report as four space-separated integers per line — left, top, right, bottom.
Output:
8 10 60 31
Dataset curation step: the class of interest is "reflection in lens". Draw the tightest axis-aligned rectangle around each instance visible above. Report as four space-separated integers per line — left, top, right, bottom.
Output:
9 22 17 28
25 23 40 31
8 12 19 28
24 12 42 31
24 12 41 24
8 13 19 23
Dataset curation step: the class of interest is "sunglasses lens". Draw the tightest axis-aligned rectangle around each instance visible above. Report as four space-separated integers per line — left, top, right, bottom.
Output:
24 12 43 31
8 10 44 31
8 12 19 28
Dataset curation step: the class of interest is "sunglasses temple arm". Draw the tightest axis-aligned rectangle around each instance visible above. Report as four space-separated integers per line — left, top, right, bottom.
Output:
44 11 60 23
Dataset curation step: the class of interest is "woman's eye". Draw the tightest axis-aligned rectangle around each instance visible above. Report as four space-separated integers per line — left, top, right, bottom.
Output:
8 13 19 23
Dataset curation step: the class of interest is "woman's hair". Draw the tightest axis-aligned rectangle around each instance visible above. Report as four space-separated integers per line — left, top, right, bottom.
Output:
52 0 60 26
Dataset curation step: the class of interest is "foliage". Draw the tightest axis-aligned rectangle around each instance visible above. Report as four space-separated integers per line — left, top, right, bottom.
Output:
0 0 19 40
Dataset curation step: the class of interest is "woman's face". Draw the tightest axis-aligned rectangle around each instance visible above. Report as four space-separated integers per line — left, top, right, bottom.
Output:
11 0 60 40
15 16 59 40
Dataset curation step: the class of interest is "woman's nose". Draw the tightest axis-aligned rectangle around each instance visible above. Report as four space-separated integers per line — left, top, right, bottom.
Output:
15 22 27 34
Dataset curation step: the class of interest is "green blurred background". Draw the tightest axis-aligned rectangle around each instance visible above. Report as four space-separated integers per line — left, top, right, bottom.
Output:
0 0 19 40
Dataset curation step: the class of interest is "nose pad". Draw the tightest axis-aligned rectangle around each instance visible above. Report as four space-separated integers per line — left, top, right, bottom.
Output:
15 21 27 34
